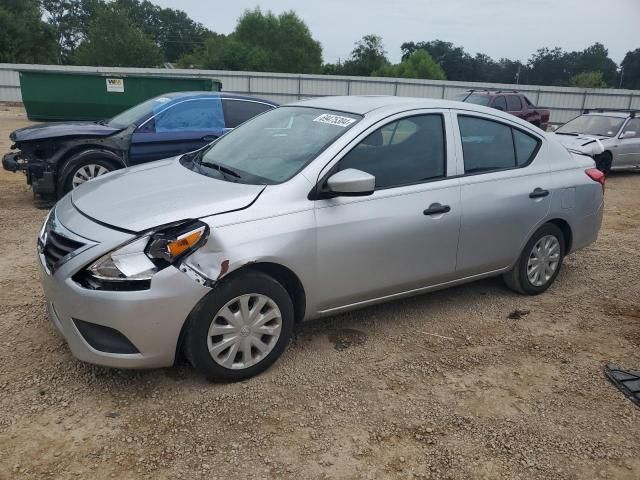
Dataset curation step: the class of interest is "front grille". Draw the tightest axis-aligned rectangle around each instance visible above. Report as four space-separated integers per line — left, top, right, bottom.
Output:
42 230 85 271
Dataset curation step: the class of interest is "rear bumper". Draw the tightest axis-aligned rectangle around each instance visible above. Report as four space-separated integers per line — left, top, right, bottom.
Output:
570 201 604 253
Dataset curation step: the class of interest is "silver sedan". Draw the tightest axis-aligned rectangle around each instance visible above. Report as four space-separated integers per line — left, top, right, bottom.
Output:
38 96 604 381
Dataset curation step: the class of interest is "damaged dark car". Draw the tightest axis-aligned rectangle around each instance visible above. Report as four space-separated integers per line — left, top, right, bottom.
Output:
2 92 277 202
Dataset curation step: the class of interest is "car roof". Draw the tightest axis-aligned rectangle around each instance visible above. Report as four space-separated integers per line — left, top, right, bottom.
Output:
155 91 278 105
290 95 480 115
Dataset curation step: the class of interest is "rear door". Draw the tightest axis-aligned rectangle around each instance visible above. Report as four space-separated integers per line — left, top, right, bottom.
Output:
452 112 550 277
129 97 225 165
314 111 461 311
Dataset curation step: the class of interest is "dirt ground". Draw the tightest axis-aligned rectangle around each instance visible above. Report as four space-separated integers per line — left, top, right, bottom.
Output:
0 104 639 480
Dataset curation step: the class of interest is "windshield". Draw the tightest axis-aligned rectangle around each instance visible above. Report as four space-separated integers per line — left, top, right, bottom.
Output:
107 95 175 128
194 106 361 184
455 94 490 106
556 115 625 137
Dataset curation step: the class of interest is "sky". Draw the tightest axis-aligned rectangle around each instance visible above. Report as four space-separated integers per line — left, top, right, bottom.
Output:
151 0 639 64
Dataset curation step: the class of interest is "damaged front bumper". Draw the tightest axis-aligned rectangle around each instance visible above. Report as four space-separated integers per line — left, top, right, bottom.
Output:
3 150 56 196
2 151 25 172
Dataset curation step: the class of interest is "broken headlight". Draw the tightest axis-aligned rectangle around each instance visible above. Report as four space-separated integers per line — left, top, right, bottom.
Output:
86 221 209 282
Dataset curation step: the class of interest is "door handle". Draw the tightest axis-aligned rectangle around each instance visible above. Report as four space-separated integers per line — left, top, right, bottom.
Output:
423 203 451 216
202 135 217 142
529 188 549 199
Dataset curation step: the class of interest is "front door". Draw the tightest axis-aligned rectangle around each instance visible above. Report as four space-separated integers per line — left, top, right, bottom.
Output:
616 118 640 168
314 112 461 311
452 112 551 277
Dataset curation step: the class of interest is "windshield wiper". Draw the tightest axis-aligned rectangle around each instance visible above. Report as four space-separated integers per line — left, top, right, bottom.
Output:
200 160 243 181
555 131 579 136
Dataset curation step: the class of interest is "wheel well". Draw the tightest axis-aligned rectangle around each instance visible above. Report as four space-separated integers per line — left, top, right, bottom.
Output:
548 219 573 254
240 263 307 323
57 147 125 192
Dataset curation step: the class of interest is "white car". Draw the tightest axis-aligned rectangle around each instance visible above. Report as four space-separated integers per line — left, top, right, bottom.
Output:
554 110 640 173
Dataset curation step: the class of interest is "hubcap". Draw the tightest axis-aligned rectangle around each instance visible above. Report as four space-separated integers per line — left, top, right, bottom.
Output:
207 294 282 370
71 164 111 188
526 235 561 287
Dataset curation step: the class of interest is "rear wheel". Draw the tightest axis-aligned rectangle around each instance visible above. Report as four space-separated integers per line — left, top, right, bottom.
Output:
596 151 613 175
184 271 294 382
504 223 565 295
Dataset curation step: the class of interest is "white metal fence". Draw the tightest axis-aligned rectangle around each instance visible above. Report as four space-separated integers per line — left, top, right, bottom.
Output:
1 63 639 125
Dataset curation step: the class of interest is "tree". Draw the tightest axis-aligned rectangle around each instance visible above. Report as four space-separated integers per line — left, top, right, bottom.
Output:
569 71 607 88
41 0 101 64
401 40 474 81
375 50 446 80
181 8 322 73
113 0 213 63
341 34 389 76
0 0 58 64
571 43 617 86
620 49 640 90
72 4 163 67
526 47 573 86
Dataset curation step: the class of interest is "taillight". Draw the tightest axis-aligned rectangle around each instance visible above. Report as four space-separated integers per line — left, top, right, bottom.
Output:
585 168 605 193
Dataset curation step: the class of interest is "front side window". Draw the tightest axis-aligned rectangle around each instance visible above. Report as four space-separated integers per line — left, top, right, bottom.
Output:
458 116 540 173
196 107 361 184
337 114 445 189
556 115 625 137
507 95 522 111
621 118 640 138
222 100 273 128
154 98 224 132
492 96 507 110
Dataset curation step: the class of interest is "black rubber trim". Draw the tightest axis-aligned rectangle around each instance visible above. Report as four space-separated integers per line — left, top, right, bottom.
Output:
73 318 140 354
604 364 640 408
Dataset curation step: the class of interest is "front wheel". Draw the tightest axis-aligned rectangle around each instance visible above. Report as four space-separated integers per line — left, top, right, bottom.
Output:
504 223 565 295
184 271 294 382
62 155 117 193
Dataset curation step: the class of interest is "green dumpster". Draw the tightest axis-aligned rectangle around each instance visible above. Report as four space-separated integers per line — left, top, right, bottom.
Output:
19 70 222 121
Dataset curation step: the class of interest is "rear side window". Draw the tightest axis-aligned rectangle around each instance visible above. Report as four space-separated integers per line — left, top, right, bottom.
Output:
507 95 522 111
492 96 507 110
458 116 540 173
338 114 445 189
222 100 273 128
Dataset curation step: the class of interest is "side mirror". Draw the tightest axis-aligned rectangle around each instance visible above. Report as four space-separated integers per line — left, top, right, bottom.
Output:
325 169 375 197
621 130 637 139
492 105 505 111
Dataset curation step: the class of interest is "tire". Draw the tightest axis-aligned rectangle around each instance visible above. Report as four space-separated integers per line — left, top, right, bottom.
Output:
184 271 294 382
596 151 613 175
503 223 565 295
61 155 118 194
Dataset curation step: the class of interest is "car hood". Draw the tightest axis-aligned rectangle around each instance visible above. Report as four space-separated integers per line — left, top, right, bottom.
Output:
10 121 122 143
552 132 609 156
71 157 265 232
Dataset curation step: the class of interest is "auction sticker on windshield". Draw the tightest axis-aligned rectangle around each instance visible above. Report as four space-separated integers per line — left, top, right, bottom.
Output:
313 114 356 127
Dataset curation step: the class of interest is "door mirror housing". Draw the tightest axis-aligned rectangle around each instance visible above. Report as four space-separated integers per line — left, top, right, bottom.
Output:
325 169 375 197
621 130 637 139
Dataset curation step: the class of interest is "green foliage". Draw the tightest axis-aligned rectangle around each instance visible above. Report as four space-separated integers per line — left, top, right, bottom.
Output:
375 50 446 80
182 8 322 73
72 4 163 67
340 35 389 76
620 49 640 90
0 0 58 63
569 71 607 88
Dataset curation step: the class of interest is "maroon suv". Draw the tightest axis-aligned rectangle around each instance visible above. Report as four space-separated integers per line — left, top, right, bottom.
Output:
455 90 550 131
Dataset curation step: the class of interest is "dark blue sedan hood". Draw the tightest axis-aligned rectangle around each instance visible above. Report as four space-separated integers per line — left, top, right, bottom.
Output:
10 121 122 143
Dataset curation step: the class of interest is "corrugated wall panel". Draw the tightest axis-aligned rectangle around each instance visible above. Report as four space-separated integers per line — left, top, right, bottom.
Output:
1 64 638 125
